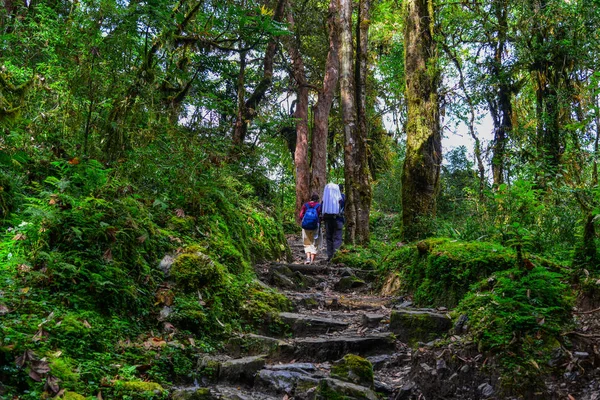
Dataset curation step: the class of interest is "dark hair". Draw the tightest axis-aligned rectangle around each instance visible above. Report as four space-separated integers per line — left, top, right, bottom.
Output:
310 193 319 201
338 184 344 192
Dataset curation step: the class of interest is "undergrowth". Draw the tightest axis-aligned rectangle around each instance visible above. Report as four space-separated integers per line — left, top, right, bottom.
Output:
0 153 289 398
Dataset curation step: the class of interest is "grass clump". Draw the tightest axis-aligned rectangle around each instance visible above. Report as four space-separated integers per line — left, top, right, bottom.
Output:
455 266 573 393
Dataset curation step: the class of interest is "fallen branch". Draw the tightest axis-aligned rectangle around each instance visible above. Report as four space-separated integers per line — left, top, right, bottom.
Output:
563 331 600 338
574 307 600 315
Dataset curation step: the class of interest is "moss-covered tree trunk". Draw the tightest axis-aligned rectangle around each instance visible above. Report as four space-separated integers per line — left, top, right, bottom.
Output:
339 0 357 244
354 0 372 244
401 0 441 241
310 0 340 199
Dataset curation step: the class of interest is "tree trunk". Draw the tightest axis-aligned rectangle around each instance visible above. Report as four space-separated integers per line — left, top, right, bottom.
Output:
339 0 357 244
490 0 512 188
310 0 340 199
284 4 310 224
354 0 372 244
401 0 441 241
232 0 286 147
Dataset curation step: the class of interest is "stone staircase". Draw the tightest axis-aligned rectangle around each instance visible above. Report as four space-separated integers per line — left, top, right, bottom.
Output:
171 235 453 400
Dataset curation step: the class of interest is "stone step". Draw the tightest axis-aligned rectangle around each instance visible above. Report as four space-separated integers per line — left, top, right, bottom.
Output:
287 293 395 311
269 265 321 291
276 333 395 362
389 309 452 345
279 312 350 336
270 261 329 275
172 385 281 400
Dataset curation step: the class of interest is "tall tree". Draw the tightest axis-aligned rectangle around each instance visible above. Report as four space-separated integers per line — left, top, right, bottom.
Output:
339 0 357 243
401 0 441 240
354 0 373 244
283 1 311 223
310 0 340 200
232 0 287 147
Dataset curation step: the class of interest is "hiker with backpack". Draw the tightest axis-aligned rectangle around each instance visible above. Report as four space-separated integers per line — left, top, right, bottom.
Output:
299 193 322 264
322 183 343 262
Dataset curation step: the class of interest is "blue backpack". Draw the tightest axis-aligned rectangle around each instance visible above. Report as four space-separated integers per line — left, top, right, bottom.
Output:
301 203 319 230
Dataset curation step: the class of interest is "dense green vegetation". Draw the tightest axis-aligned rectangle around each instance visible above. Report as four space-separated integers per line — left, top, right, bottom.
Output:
2 0 600 398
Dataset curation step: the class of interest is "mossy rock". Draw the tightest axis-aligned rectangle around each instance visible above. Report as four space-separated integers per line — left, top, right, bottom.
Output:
197 357 222 383
171 387 214 399
170 251 225 292
334 276 366 292
62 392 86 400
115 380 166 399
389 309 452 346
316 378 378 400
330 354 374 388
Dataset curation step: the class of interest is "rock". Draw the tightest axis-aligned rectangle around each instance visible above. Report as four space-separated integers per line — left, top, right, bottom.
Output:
339 267 355 277
366 354 391 370
294 271 319 288
271 270 296 289
478 383 494 398
317 378 378 400
361 313 385 327
574 351 590 359
279 312 349 336
373 380 394 395
330 354 374 388
389 309 452 344
255 369 319 395
453 314 468 334
171 387 215 400
395 381 417 400
225 334 283 357
219 355 266 384
334 276 366 292
397 300 413 308
158 306 172 321
268 362 318 373
159 254 175 275
279 333 395 362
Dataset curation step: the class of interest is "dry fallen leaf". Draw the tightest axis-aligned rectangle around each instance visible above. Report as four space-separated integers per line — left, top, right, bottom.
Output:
83 320 92 329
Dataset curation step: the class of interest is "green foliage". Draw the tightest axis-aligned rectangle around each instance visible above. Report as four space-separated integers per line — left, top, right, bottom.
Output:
170 252 226 292
384 239 520 307
455 267 574 391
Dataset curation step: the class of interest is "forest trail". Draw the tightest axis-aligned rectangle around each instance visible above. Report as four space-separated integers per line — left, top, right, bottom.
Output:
171 234 453 399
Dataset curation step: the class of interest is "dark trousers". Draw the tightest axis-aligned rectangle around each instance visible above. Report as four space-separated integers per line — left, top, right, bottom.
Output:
324 215 343 260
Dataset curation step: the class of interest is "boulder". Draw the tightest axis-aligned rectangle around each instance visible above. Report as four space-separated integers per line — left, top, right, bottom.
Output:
389 309 451 344
330 354 374 388
279 312 349 336
316 378 378 400
219 355 266 384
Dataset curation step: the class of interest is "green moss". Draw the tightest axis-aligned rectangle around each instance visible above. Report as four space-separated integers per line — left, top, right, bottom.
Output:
316 380 346 400
170 252 225 292
49 355 80 384
386 238 520 307
168 216 196 232
116 380 166 398
62 392 87 400
330 354 374 388
455 266 573 392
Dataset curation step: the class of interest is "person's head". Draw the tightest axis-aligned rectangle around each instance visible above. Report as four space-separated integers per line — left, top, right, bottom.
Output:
310 193 319 202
